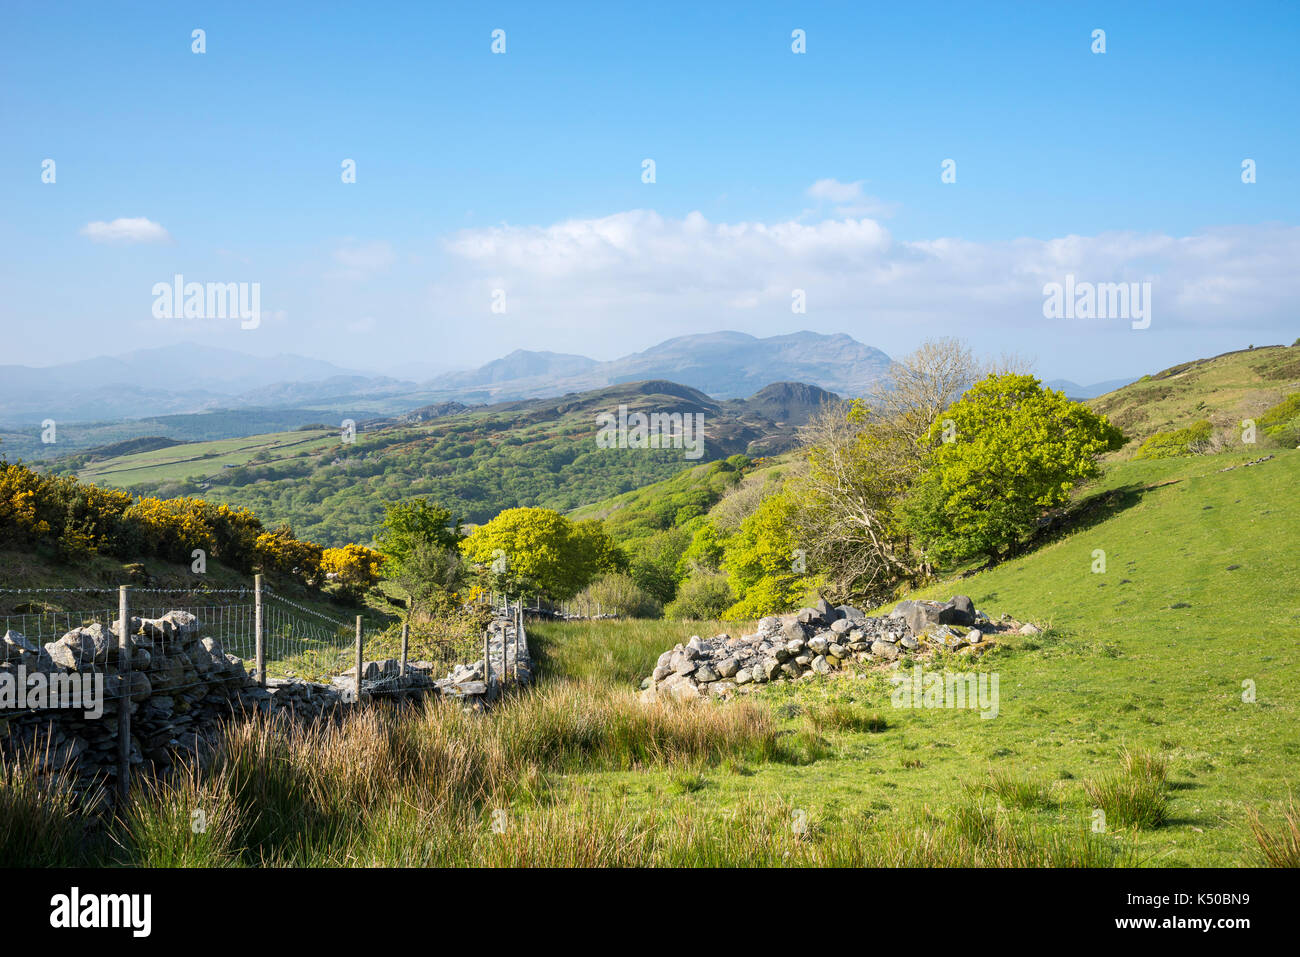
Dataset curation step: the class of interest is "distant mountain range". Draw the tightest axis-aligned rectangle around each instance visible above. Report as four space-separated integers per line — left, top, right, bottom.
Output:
1042 377 1141 399
0 331 892 428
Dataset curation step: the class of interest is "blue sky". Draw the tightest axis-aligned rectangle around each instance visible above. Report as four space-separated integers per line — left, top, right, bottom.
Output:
2 0 1297 382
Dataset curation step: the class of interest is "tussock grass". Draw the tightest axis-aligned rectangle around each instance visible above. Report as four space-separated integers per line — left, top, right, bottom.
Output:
1084 750 1171 830
87 678 785 866
1248 794 1300 868
804 702 888 735
1120 747 1168 786
964 769 1055 810
0 741 98 866
118 765 246 867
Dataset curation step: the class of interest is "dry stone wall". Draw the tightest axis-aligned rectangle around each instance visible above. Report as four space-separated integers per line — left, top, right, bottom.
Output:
1 607 531 793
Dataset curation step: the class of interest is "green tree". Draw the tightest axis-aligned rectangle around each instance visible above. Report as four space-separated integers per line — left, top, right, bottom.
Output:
676 522 725 578
664 570 734 620
898 374 1125 564
460 507 593 600
629 527 691 605
570 519 630 581
376 498 462 573
722 491 816 618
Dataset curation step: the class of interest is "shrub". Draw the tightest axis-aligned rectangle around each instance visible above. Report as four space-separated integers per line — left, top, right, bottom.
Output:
572 573 662 619
255 525 324 585
321 543 386 600
628 527 691 606
122 497 217 564
664 571 734 620
1257 392 1300 447
1133 420 1214 459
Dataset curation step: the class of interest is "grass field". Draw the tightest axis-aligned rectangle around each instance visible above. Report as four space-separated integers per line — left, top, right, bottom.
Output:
523 447 1300 866
75 428 338 488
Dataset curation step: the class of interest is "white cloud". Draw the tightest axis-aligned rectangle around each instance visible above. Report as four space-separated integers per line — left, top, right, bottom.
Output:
437 211 1300 352
79 217 171 244
806 178 898 218
807 178 866 203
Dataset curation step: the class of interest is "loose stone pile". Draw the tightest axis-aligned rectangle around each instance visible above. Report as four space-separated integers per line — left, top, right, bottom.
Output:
641 596 1037 701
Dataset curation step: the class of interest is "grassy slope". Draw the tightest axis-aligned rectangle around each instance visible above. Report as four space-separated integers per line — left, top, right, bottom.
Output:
569 452 797 548
529 447 1300 866
1088 343 1300 455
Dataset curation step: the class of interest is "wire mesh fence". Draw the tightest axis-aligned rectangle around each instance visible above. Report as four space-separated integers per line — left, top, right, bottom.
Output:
0 583 490 687
0 586 357 684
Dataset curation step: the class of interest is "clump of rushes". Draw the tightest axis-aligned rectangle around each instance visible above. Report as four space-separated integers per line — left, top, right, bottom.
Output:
964 769 1055 810
1247 793 1300 868
0 737 100 866
1084 748 1170 830
804 702 888 734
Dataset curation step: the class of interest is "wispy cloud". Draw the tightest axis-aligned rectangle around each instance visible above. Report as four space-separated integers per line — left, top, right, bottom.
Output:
806 178 899 218
79 217 171 244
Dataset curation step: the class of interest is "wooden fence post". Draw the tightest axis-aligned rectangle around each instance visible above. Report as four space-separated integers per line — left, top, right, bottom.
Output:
116 584 131 804
354 615 364 703
254 573 265 687
399 621 409 678
483 627 492 698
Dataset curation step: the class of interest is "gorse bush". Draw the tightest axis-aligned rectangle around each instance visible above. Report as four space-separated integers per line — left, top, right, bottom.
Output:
321 543 386 600
254 525 324 585
0 459 358 588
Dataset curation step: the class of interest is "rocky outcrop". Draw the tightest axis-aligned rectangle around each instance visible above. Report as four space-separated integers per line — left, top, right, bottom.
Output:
641 596 1026 701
